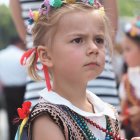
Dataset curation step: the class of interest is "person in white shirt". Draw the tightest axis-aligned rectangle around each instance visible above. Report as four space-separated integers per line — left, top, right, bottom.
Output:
0 37 27 140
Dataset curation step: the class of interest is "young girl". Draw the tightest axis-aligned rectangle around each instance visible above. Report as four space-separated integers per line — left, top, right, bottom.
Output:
10 0 120 111
119 17 140 139
15 0 124 139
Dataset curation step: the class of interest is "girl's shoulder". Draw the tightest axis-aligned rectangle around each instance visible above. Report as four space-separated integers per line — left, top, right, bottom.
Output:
20 102 67 140
31 109 65 140
28 102 66 129
26 102 86 140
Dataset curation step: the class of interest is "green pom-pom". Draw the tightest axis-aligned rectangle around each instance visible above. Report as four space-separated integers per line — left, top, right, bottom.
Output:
136 21 140 28
50 0 62 8
88 0 94 5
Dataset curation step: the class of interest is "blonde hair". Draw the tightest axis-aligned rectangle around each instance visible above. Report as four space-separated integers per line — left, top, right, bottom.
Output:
27 3 113 81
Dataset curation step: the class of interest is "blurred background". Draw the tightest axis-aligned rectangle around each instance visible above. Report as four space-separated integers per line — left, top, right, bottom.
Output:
0 0 140 140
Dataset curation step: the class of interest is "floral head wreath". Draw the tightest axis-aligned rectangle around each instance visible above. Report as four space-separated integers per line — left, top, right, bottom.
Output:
124 16 140 40
21 0 105 91
28 0 104 25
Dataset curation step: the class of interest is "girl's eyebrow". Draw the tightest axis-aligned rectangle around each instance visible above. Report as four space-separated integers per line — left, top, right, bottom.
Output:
66 32 105 37
95 34 105 38
66 32 87 37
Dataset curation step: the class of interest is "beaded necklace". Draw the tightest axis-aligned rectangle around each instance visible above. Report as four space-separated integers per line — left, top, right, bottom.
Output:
64 107 124 140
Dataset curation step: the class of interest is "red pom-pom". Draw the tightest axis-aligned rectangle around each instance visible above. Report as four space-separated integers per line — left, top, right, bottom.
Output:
17 101 31 119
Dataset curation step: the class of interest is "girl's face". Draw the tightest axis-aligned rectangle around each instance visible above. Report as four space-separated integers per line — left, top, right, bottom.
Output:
122 36 140 67
49 10 106 83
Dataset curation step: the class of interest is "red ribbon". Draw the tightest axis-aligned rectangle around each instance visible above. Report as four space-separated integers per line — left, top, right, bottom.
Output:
20 48 52 91
17 101 31 119
43 65 51 91
20 48 36 65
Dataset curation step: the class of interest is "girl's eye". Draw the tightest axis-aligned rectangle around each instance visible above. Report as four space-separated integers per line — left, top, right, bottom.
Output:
71 38 83 44
95 37 104 44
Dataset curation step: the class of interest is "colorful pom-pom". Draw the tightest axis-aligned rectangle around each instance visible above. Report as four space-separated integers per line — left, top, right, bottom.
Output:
44 0 50 6
29 9 34 19
28 18 34 25
130 28 137 37
88 0 94 5
125 23 132 33
98 7 105 16
17 101 31 120
136 20 140 28
50 0 62 8
33 11 39 22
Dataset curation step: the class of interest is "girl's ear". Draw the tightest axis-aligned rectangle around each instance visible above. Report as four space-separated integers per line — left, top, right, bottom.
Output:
37 45 53 67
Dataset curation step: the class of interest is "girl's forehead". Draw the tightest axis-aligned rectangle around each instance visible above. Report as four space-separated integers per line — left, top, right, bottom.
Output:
56 10 105 35
58 10 104 26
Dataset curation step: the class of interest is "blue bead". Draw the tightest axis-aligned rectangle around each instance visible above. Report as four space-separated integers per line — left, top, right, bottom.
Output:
77 120 80 123
85 126 88 130
81 125 85 129
80 123 83 126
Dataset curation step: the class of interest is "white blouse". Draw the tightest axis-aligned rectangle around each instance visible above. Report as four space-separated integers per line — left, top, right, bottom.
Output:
39 89 117 139
119 67 140 100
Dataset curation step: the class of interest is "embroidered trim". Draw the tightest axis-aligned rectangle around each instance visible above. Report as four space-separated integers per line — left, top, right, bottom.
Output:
26 102 120 140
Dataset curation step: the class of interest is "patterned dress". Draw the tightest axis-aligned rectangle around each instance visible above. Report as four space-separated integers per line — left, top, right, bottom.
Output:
17 90 120 140
119 68 140 138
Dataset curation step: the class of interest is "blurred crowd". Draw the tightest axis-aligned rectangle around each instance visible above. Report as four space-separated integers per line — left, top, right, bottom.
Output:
0 0 140 140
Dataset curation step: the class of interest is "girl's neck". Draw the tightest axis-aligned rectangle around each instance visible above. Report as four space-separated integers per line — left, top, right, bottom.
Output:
53 80 94 113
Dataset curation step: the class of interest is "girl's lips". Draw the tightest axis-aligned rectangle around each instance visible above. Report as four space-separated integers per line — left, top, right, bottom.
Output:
84 62 99 66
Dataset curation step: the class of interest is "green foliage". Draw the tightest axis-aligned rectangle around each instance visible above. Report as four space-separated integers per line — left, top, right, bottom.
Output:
118 0 140 16
0 5 18 49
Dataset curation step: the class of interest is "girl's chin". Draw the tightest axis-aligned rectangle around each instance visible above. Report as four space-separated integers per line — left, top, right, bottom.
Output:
87 71 102 79
86 75 98 81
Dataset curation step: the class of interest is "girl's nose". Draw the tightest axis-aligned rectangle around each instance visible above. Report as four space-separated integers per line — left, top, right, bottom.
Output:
86 42 99 56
